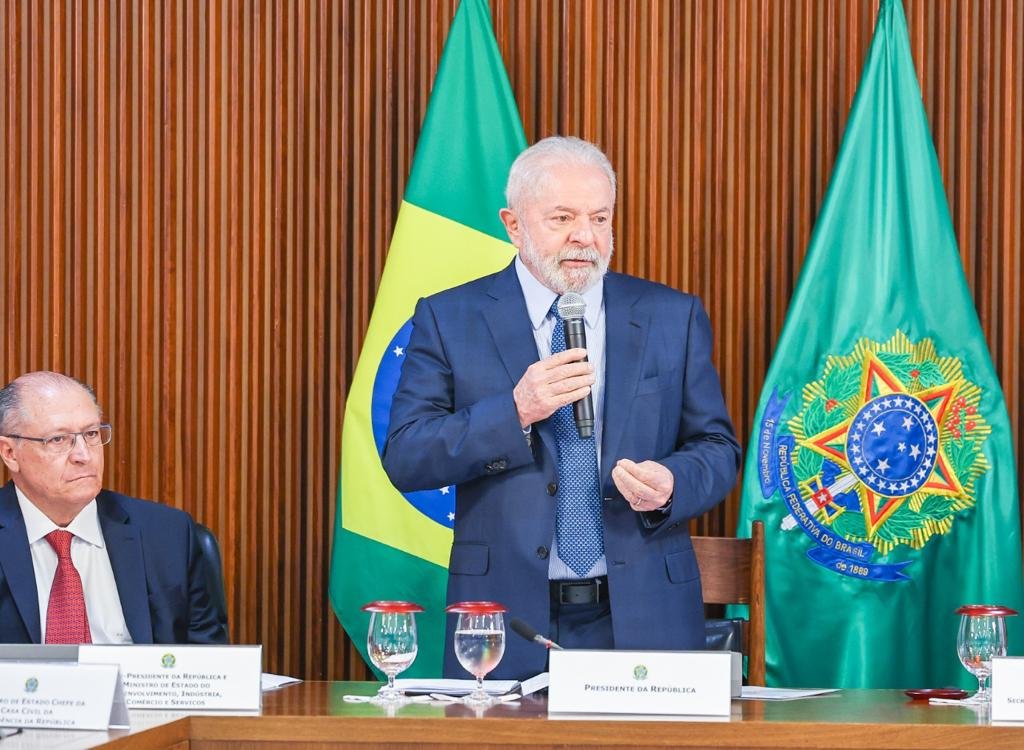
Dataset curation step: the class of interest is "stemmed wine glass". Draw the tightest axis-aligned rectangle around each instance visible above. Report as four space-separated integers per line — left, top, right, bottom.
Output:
362 601 424 704
446 601 507 706
956 604 1016 704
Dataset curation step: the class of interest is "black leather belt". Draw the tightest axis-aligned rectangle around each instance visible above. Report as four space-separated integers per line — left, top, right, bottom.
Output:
550 575 609 605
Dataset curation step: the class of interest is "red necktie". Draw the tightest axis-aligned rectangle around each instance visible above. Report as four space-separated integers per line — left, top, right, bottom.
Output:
44 530 92 644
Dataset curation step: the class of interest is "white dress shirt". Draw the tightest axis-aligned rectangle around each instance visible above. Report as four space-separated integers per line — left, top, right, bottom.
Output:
514 256 608 580
16 486 133 644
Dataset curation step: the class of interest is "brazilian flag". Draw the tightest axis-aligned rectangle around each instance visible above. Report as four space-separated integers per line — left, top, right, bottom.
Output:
329 0 526 677
736 0 1023 688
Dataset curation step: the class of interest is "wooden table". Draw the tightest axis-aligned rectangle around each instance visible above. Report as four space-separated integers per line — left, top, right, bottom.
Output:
11 681 1024 749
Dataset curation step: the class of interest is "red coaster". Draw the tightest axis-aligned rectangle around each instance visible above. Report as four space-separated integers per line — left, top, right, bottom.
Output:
904 688 968 701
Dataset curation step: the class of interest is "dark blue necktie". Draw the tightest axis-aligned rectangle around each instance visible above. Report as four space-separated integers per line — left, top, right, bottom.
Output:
549 299 605 577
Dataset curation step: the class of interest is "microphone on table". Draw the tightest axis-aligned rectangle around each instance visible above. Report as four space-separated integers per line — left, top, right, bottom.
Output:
557 292 594 439
510 617 563 650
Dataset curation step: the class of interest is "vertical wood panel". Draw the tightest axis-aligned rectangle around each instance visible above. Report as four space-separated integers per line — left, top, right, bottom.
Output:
0 0 1021 680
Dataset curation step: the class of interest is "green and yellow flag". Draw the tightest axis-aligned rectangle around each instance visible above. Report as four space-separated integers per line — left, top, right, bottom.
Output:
329 0 526 677
736 0 1023 688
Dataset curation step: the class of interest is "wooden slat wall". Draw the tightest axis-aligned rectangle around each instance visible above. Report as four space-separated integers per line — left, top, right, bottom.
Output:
1 0 1020 680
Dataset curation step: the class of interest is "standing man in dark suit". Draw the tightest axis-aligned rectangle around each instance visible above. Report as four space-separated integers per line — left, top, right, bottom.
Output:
383 136 740 680
0 371 227 645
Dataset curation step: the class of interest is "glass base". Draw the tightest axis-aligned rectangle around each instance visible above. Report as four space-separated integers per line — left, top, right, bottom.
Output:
461 688 497 707
961 689 990 705
370 685 409 705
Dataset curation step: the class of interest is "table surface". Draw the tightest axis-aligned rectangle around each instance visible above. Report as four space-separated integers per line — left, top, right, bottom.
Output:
6 681 1024 749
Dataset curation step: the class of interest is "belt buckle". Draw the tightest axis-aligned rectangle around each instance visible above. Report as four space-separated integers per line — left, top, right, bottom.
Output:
558 582 573 605
560 578 599 605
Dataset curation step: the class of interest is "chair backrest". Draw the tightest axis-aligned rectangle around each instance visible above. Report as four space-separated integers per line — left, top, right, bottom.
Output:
194 522 229 633
692 520 765 685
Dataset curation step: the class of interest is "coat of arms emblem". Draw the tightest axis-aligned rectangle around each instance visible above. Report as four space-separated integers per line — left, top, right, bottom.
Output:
757 332 989 580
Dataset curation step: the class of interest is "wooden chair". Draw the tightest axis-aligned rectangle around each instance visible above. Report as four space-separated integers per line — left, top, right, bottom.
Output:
692 520 766 685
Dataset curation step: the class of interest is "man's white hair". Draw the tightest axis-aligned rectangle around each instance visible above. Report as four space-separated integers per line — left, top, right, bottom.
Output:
505 136 617 216
0 372 100 434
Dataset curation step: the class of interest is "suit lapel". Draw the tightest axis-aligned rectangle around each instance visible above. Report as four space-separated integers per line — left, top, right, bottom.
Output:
600 274 648 492
98 492 154 643
481 263 558 462
0 482 42 642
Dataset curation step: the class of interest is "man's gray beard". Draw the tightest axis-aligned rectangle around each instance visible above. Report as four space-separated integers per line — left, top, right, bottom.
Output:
519 229 613 294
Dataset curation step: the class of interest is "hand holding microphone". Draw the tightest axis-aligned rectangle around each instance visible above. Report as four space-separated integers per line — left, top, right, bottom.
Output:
512 292 595 438
513 349 593 429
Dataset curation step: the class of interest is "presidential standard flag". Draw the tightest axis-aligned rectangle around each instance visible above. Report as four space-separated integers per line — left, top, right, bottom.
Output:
328 0 526 677
736 0 1023 688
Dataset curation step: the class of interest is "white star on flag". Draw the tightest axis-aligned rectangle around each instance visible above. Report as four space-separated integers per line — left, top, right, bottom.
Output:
393 346 405 357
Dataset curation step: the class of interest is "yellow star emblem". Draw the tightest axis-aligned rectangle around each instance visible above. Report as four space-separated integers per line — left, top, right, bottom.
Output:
800 352 965 537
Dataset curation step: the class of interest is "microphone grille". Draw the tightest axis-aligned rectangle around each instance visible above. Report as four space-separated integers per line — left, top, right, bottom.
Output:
557 292 586 321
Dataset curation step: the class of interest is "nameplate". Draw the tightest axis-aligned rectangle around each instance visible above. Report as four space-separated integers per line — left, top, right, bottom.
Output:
991 657 1024 721
548 649 732 715
79 644 262 711
0 662 129 730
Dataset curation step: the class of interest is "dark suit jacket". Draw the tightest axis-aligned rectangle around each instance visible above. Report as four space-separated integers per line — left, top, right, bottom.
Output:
0 481 228 645
383 262 741 680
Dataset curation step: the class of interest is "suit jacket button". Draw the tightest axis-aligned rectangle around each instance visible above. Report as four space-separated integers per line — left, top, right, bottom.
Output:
536 546 549 559
547 482 558 496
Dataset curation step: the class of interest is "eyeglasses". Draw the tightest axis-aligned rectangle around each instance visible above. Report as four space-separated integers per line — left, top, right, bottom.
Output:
3 424 113 455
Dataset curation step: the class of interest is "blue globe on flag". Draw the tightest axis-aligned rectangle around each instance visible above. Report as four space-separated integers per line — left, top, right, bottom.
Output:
370 320 456 529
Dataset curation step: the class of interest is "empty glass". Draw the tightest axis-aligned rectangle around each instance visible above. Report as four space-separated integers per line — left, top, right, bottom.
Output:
362 601 424 704
446 601 507 706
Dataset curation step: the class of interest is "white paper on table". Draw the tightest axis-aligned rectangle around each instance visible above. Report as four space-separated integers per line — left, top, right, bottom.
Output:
740 687 840 701
394 678 520 696
261 672 303 691
519 672 550 697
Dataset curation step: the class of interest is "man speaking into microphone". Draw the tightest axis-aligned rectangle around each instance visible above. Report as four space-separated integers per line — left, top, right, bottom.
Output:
383 136 740 680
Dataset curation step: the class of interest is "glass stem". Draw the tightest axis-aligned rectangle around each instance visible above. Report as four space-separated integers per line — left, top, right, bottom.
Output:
388 673 396 691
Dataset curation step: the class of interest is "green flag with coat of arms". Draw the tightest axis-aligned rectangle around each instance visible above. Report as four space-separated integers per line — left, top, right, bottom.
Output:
328 0 526 677
736 0 1023 688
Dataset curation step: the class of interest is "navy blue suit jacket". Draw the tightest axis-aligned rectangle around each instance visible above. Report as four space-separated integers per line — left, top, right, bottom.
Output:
0 481 228 645
383 262 741 680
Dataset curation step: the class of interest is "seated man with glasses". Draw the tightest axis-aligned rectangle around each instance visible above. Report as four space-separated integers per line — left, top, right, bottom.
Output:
0 371 227 645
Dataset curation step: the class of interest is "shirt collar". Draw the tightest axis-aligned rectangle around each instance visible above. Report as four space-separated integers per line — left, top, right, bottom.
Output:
15 485 104 548
514 255 604 330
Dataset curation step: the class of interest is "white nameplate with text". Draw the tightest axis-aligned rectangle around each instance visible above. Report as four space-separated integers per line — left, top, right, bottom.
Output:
991 657 1024 721
0 661 129 730
548 649 731 716
79 644 262 711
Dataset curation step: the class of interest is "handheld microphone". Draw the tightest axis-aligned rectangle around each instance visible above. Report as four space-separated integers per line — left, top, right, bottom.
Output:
557 293 595 439
510 617 563 650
